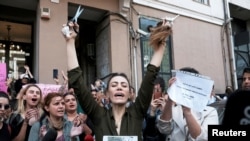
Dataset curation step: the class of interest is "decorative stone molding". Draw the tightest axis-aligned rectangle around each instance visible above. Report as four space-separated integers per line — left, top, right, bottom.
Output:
119 0 131 17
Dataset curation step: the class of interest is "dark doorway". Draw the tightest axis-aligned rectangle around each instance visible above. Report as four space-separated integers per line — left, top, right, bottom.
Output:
68 3 108 86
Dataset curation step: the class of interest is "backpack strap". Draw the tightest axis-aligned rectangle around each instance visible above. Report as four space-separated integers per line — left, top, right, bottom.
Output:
8 112 17 125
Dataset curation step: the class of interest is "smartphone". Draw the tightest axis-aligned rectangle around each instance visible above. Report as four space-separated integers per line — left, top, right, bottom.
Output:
154 91 162 100
171 70 176 77
53 69 58 79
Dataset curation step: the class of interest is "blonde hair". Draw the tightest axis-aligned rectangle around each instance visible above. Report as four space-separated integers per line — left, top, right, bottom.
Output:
16 84 43 114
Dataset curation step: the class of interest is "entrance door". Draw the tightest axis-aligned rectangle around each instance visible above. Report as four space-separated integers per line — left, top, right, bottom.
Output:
69 3 109 86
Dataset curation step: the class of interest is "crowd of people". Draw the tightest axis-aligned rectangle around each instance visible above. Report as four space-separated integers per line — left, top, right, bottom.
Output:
0 16 249 141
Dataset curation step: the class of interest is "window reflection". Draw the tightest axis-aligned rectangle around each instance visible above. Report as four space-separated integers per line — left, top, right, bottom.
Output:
0 42 28 79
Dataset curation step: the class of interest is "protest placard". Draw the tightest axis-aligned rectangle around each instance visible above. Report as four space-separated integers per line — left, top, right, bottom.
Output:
0 63 7 93
36 83 67 96
103 136 138 141
21 83 67 97
167 70 214 112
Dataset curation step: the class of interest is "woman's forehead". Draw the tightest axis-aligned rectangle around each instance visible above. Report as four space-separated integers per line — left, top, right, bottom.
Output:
0 97 9 103
51 96 63 102
64 94 75 99
110 76 129 83
27 86 40 91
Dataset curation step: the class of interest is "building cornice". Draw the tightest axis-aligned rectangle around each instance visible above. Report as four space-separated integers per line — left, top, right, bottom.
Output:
119 0 131 17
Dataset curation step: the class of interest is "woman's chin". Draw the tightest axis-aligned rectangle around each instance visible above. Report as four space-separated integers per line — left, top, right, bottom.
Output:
112 101 127 105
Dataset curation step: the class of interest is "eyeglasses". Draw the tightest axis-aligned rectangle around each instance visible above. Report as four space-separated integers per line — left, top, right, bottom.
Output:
0 104 10 110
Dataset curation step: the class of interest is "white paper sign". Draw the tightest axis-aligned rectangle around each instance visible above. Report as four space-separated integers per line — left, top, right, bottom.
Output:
103 136 138 141
167 70 214 112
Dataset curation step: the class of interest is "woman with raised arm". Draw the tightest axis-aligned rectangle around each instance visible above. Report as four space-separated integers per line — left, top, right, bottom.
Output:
62 19 172 141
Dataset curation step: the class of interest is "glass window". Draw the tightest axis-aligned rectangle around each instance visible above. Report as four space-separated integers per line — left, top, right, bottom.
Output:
0 41 30 79
0 21 32 79
234 43 250 88
139 17 173 91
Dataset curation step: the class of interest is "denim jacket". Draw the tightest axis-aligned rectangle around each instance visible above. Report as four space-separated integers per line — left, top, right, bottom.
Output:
28 116 80 141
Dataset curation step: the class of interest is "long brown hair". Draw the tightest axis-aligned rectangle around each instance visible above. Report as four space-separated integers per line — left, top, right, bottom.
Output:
149 20 172 48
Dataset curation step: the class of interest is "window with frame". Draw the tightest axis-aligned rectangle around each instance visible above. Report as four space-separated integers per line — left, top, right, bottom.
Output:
234 31 250 88
139 17 173 91
193 0 209 5
234 43 250 88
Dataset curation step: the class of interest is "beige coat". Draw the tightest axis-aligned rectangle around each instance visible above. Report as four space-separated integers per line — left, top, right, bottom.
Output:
157 105 218 141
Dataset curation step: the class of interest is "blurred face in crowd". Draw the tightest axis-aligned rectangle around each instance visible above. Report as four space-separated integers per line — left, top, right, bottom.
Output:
91 89 98 101
21 78 29 84
106 76 130 105
153 84 163 99
91 90 103 102
64 94 77 112
0 96 10 121
20 74 29 84
242 72 250 90
45 96 65 118
23 86 42 108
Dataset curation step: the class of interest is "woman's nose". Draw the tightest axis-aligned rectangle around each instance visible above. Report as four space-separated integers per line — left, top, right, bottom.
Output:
116 84 123 90
59 103 65 108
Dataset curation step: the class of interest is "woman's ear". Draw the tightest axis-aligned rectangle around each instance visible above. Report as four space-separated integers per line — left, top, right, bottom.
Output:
44 106 49 112
128 95 131 101
22 94 27 100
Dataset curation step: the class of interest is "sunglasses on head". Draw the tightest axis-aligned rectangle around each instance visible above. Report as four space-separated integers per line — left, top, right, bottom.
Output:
0 104 10 110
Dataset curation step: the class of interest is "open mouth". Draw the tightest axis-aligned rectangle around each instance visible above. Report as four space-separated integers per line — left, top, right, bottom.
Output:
114 93 125 97
57 110 65 113
31 98 38 102
69 104 75 108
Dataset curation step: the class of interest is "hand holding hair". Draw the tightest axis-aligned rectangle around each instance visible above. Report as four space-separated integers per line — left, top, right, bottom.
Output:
149 19 172 48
